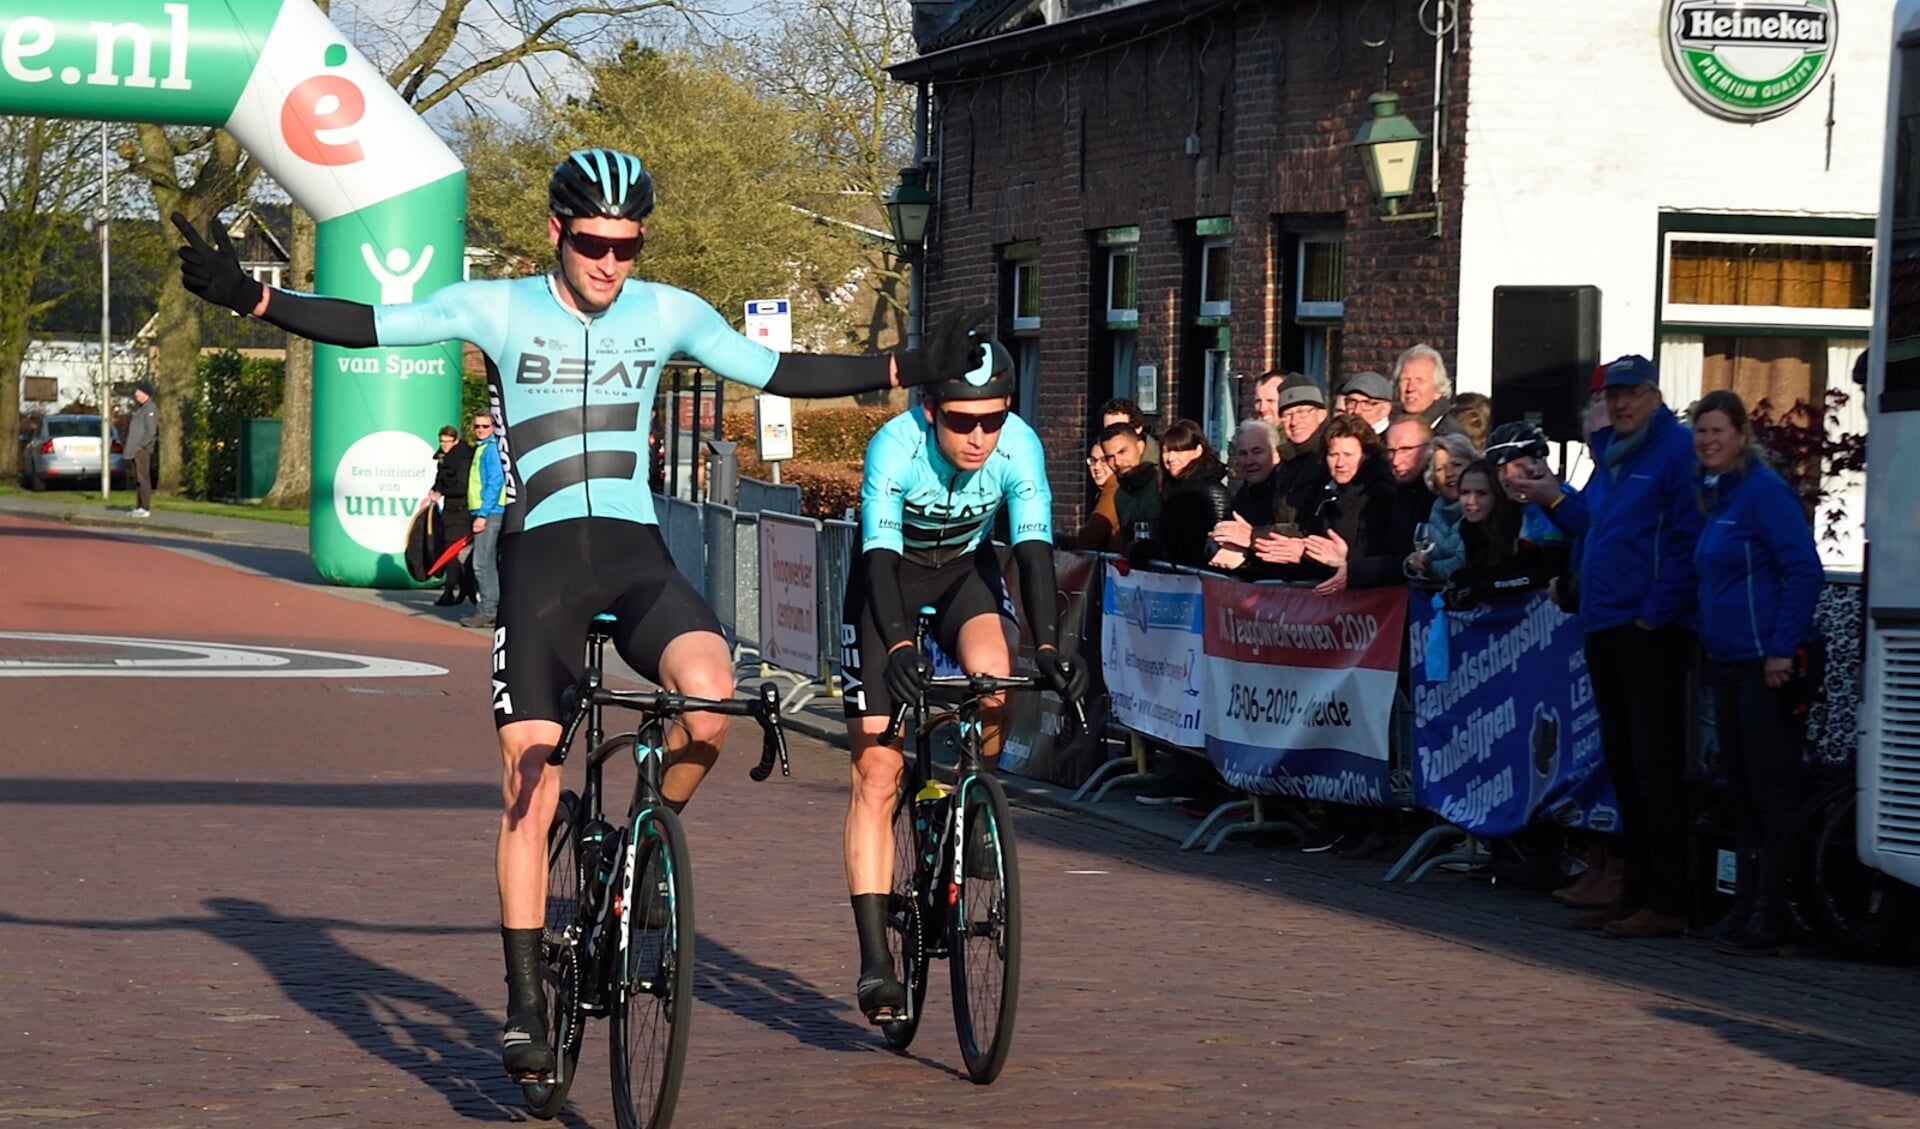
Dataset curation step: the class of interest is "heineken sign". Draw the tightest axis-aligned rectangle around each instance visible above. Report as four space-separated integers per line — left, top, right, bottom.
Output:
1664 0 1838 120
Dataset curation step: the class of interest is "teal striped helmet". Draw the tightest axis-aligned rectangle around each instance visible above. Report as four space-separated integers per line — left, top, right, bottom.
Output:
549 149 655 221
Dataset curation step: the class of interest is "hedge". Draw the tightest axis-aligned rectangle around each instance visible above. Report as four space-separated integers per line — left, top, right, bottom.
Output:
186 350 283 500
719 405 893 519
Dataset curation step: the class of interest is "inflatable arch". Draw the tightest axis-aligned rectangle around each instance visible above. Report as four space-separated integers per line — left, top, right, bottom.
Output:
0 0 466 585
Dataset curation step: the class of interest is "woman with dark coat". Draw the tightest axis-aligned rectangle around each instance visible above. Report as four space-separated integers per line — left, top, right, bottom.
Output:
1142 419 1233 567
1285 414 1396 587
427 424 475 605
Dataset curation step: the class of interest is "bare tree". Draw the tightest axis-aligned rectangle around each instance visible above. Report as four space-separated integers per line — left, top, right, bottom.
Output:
0 119 136 482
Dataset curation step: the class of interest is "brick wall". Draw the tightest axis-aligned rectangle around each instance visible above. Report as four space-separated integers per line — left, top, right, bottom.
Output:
920 0 1471 524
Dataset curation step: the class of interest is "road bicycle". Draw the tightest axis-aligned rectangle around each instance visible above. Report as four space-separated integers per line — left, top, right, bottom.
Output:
1776 774 1920 963
877 606 1085 1084
523 613 790 1127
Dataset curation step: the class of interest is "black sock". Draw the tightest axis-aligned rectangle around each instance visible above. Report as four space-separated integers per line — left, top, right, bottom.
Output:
851 893 892 978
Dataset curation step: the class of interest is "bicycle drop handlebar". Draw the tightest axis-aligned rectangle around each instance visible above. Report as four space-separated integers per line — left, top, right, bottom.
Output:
881 672 1090 748
547 678 791 782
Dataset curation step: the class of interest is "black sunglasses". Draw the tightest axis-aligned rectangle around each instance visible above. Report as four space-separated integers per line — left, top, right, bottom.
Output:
939 407 1010 436
565 229 643 262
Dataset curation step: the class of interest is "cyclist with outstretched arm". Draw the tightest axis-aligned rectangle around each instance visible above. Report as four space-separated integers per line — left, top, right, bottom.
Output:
172 148 985 1079
837 342 1089 1022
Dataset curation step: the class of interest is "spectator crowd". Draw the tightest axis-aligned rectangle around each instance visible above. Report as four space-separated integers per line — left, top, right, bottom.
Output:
1071 345 1825 954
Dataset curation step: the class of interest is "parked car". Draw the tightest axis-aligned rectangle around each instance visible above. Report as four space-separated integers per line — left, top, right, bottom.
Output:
20 415 128 491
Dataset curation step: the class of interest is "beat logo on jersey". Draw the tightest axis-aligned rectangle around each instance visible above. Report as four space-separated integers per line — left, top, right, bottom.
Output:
515 354 658 388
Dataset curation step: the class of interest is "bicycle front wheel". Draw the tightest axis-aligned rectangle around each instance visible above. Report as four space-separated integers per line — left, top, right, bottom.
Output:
949 772 1021 1084
524 791 583 1119
1809 787 1920 962
882 785 931 1050
609 806 695 1129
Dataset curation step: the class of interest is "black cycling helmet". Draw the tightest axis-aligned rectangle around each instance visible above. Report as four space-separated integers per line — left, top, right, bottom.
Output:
925 338 1015 402
1484 420 1551 466
549 148 655 221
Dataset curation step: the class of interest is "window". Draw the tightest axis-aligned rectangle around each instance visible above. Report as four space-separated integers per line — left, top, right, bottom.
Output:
1106 247 1138 327
1296 236 1346 321
1198 237 1231 319
1011 258 1042 332
1890 42 1920 406
1015 338 1041 420
247 263 284 289
1662 233 1872 330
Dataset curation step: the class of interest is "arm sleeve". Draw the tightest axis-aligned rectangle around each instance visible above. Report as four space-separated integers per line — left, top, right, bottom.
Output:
763 352 898 398
1012 540 1062 650
371 280 507 357
1638 450 1705 628
861 548 915 652
1761 478 1825 657
262 290 379 348
1002 426 1054 546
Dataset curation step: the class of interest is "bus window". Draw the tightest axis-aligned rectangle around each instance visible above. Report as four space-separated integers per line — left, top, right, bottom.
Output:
1889 42 1920 408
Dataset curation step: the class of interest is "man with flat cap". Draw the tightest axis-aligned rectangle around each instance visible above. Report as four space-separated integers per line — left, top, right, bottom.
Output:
127 380 158 518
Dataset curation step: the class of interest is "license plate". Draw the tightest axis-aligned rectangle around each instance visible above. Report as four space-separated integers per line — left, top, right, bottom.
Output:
68 442 99 456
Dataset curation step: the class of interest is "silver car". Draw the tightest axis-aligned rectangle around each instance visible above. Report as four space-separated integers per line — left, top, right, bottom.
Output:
20 414 128 491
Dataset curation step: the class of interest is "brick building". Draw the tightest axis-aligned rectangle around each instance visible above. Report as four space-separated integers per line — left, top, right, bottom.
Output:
893 0 1886 562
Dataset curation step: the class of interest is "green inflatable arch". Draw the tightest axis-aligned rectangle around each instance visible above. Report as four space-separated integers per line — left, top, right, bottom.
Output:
0 0 465 586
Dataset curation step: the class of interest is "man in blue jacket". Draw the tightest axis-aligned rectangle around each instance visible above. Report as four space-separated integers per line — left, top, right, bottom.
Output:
463 410 505 630
1510 354 1704 939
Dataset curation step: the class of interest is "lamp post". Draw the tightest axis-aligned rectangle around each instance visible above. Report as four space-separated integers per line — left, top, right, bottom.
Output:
93 124 110 500
885 166 934 350
1351 91 1442 237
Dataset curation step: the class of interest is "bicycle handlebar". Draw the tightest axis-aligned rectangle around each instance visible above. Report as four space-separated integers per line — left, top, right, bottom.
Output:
880 671 1090 748
547 679 790 782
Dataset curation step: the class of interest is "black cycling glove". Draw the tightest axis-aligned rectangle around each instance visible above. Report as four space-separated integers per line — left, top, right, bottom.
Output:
893 304 993 388
173 212 266 316
883 645 933 706
1035 648 1090 704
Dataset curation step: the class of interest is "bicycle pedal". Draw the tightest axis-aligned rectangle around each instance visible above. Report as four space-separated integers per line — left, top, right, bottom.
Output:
510 1068 555 1085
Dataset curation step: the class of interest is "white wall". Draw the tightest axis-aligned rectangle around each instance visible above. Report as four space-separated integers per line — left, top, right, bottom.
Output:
18 339 149 413
1455 0 1890 388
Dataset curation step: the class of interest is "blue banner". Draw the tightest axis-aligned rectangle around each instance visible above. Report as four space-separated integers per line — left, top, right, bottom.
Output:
1408 590 1619 837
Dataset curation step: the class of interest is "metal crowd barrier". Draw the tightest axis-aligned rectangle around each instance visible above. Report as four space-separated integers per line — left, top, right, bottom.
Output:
821 518 859 683
739 476 802 517
702 502 740 646
653 493 706 596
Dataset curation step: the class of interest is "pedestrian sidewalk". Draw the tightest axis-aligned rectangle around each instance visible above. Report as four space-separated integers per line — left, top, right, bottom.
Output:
0 492 309 551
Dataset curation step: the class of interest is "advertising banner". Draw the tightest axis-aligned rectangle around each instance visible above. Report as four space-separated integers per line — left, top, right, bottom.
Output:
1408 590 1619 836
1200 578 1404 805
1099 565 1204 748
757 514 821 676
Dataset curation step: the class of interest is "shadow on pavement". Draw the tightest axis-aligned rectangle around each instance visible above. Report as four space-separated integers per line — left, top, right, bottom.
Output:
693 933 963 1077
0 897 536 1122
0 778 498 809
1005 799 1920 1095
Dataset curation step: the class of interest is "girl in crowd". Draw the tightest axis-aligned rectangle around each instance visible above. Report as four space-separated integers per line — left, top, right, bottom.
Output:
1150 419 1233 567
1209 419 1285 572
1408 431 1479 583
1444 459 1567 608
1687 389 1823 954
1072 441 1122 551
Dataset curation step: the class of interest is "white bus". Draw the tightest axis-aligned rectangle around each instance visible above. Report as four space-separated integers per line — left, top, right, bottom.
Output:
1858 0 1920 888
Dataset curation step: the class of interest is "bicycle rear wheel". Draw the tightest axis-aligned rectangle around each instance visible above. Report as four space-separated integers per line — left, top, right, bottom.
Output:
882 785 931 1050
949 771 1021 1084
524 791 584 1118
1808 787 1920 963
609 806 695 1129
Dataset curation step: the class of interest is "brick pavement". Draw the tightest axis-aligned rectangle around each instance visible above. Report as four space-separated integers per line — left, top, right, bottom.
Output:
3 513 1920 1127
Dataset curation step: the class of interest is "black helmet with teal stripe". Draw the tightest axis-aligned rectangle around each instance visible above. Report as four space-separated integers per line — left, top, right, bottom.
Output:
924 338 1014 402
548 148 655 221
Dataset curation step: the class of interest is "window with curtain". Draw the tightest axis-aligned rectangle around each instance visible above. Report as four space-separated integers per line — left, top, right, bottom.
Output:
1669 241 1870 309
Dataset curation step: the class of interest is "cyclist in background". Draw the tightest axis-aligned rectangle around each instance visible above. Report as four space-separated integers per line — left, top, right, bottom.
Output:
838 341 1089 1023
173 148 984 1079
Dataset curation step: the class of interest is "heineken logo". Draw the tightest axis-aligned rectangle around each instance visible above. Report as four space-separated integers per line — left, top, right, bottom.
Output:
1664 0 1837 121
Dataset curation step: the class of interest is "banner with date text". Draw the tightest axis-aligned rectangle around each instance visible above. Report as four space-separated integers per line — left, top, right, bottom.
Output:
1200 578 1406 805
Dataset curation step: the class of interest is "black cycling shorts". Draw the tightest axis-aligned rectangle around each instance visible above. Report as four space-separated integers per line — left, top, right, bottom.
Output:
840 547 1015 719
491 517 724 727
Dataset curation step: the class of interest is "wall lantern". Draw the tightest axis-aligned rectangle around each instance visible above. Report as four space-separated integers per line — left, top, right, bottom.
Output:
885 166 934 258
1351 91 1442 237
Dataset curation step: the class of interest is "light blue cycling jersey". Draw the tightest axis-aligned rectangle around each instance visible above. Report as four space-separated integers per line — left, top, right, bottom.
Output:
374 273 778 533
859 407 1053 567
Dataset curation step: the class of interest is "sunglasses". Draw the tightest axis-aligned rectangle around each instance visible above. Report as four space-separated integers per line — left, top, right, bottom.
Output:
939 407 1010 436
565 229 643 262
472 421 494 432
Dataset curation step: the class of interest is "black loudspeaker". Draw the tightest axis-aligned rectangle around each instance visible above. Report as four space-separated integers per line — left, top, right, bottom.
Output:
1490 285 1601 442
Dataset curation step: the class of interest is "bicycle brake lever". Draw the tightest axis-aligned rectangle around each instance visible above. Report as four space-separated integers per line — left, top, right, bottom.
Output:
881 701 911 748
749 681 789 781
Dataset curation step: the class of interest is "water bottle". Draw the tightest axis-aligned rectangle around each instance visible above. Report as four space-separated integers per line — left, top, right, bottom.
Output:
914 780 952 875
581 820 619 905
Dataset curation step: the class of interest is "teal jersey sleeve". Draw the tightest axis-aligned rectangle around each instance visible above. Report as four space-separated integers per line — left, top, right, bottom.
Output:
997 417 1053 545
656 285 780 390
371 279 512 359
860 415 918 555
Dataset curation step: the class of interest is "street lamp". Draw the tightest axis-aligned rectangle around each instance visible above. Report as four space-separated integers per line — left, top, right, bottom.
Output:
885 166 935 350
1351 90 1442 237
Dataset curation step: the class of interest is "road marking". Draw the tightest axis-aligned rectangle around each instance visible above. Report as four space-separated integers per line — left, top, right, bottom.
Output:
0 632 447 678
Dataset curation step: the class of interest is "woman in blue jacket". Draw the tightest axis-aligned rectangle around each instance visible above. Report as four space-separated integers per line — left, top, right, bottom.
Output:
1689 389 1823 955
